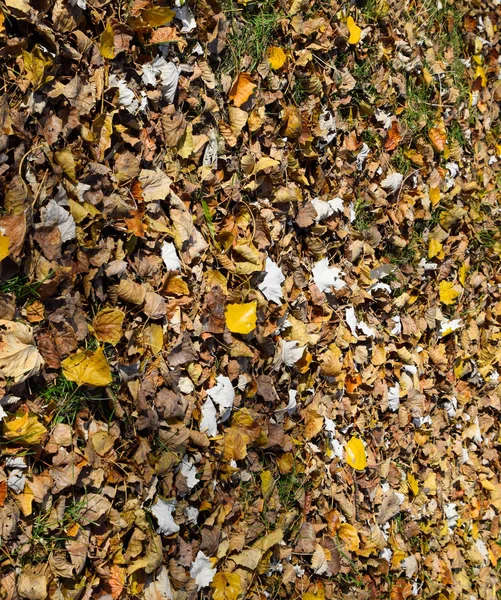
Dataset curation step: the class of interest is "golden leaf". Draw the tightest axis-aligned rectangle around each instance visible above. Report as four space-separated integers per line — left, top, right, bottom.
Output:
337 523 360 551
345 436 367 470
347 16 361 44
141 7 176 28
225 302 257 334
407 473 419 496
62 347 112 387
439 280 460 305
267 46 287 70
252 157 280 175
3 410 47 445
100 20 115 60
92 307 125 345
0 234 10 262
260 470 274 498
212 572 242 600
428 238 443 259
228 73 256 107
429 119 447 152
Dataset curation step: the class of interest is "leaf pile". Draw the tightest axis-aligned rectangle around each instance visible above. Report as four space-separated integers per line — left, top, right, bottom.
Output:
0 0 501 598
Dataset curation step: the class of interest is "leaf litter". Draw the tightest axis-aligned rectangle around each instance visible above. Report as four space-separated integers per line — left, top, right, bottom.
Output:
0 0 501 598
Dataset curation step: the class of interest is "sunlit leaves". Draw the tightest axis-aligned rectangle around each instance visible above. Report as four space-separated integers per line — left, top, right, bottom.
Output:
345 436 367 471
225 302 257 334
62 347 112 387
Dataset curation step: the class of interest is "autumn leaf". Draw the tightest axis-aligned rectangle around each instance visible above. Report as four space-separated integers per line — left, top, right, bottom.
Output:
347 16 361 44
0 320 44 383
212 572 242 600
337 523 360 551
229 73 256 107
141 7 176 28
100 21 115 60
3 409 47 445
407 473 419 496
92 307 125 345
0 234 10 261
429 118 447 152
439 281 461 305
345 436 367 470
225 302 257 334
267 46 287 70
62 347 112 387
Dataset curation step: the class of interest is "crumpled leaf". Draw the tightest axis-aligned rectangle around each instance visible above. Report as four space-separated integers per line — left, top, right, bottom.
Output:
258 257 285 304
62 346 112 387
0 320 44 383
312 258 346 293
381 172 403 194
39 200 76 242
161 241 181 271
225 302 257 334
190 551 216 589
229 73 256 107
151 497 179 536
345 436 367 471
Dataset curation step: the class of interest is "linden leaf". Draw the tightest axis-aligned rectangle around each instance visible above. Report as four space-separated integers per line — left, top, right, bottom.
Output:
228 73 256 107
345 436 367 470
62 347 112 387
347 16 361 44
225 302 257 334
100 20 115 60
212 572 242 600
141 7 176 28
0 234 10 262
3 409 47 445
439 281 460 305
92 307 125 345
267 46 287 70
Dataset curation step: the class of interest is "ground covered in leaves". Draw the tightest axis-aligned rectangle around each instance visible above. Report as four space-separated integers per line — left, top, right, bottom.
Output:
0 0 501 598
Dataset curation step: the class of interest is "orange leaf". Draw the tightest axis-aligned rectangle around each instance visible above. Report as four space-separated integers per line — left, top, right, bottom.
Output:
384 121 402 151
229 73 256 107
429 119 446 152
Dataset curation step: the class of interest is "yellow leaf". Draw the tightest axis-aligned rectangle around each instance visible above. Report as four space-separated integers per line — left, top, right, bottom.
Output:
212 572 242 600
439 281 460 305
100 20 115 60
459 262 469 286
475 65 487 87
142 323 164 355
225 302 257 334
428 238 443 259
3 410 47 445
92 307 125 345
141 7 176 28
429 186 440 206
337 523 360 551
347 16 361 44
345 436 367 470
252 157 280 175
228 73 256 107
22 46 53 89
260 470 274 498
62 347 112 387
407 473 419 496
267 46 287 70
0 234 10 261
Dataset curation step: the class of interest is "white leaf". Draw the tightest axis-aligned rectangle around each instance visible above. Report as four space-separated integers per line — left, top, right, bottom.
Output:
356 143 370 170
388 382 400 412
207 375 235 423
175 3 196 32
161 242 181 271
391 315 402 335
200 397 217 437
108 75 138 114
180 457 199 489
0 320 44 383
375 109 392 129
184 506 199 525
381 172 403 193
312 258 346 293
151 498 179 536
69 0 86 8
274 339 305 368
190 551 216 590
275 389 297 414
40 200 76 242
159 62 179 104
178 376 194 393
0 405 7 422
345 307 375 338
144 566 174 600
202 129 218 167
311 197 343 222
258 257 285 304
439 318 462 337
7 470 25 494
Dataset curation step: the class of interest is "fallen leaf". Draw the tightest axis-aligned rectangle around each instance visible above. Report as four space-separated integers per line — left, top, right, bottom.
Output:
345 436 367 470
100 20 115 59
92 307 125 345
212 572 241 600
267 46 286 69
225 302 257 334
0 320 44 383
229 73 256 107
347 16 361 44
439 281 461 305
3 410 47 445
62 346 112 387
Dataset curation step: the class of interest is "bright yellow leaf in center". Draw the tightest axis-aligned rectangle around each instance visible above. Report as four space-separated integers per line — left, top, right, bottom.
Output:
267 46 287 70
225 302 257 334
345 436 367 470
347 16 361 44
62 346 112 387
212 572 241 600
439 280 461 305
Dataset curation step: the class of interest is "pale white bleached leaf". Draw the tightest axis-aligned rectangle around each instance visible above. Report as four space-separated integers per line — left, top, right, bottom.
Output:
375 109 392 129
200 397 217 437
345 307 375 337
391 315 402 335
311 197 344 222
144 566 174 600
184 506 199 525
175 1 196 32
274 339 305 368
190 551 216 590
356 143 370 171
318 110 336 145
258 257 285 304
161 242 181 271
108 75 138 113
207 375 235 423
180 457 199 489
439 318 462 337
381 172 403 193
0 320 44 383
275 389 297 414
151 498 179 536
141 57 179 104
312 258 346 293
388 382 400 412
7 470 25 493
178 376 194 393
40 200 76 242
